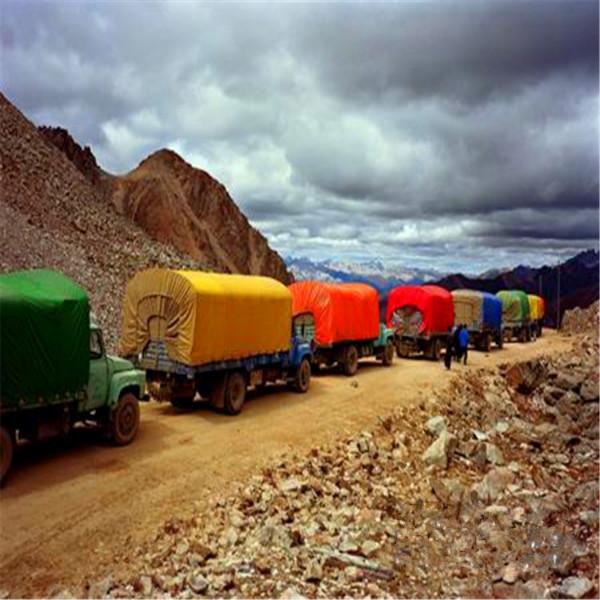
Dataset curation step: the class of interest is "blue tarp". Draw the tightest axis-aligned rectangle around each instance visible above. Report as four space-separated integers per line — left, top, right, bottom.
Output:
481 292 502 331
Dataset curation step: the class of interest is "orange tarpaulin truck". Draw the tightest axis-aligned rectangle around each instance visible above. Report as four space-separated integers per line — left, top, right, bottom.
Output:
289 281 395 375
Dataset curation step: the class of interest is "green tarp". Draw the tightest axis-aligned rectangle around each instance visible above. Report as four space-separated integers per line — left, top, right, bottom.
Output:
0 270 89 408
496 290 530 325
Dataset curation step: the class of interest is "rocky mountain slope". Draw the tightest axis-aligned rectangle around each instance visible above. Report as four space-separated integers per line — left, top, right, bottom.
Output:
0 93 201 349
434 250 599 327
38 126 290 283
104 314 598 598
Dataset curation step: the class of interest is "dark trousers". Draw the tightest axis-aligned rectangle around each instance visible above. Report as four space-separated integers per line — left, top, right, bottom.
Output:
460 346 468 364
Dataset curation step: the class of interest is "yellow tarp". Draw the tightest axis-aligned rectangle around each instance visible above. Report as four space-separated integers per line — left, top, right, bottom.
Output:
120 269 292 365
527 294 542 321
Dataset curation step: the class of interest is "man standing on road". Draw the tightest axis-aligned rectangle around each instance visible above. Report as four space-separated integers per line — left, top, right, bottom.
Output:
458 325 470 365
453 324 462 362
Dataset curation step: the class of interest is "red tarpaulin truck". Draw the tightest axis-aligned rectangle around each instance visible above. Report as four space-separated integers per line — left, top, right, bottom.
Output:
386 285 454 360
289 281 395 375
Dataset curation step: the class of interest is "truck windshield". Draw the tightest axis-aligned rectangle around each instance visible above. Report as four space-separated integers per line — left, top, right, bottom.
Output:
90 330 103 359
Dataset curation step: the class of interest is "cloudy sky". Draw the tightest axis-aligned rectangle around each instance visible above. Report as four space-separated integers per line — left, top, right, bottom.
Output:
1 1 598 273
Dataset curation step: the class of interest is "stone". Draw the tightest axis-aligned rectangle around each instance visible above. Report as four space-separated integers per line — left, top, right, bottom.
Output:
422 430 457 469
136 576 153 597
475 467 514 503
279 478 302 493
304 559 323 582
360 540 380 557
187 574 208 594
501 562 520 584
485 443 505 465
426 416 447 436
580 378 599 402
431 478 464 507
494 421 510 433
280 588 307 600
88 575 113 599
578 510 597 526
556 576 593 599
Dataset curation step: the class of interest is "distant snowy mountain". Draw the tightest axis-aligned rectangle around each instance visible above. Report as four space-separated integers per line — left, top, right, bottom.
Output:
286 256 445 291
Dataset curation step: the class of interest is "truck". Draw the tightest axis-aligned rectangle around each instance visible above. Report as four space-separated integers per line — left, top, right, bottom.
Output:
120 269 313 415
527 294 545 338
386 285 454 360
0 270 145 484
289 281 395 375
451 289 503 351
497 290 531 343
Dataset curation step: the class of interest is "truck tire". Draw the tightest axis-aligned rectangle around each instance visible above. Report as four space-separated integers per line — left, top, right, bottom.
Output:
429 338 442 361
0 426 14 486
341 345 359 376
293 358 311 393
396 340 410 358
482 333 492 352
224 371 247 415
381 340 394 366
110 393 140 446
518 328 527 343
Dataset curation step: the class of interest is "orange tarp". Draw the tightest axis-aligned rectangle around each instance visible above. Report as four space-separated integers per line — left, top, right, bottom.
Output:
289 281 380 346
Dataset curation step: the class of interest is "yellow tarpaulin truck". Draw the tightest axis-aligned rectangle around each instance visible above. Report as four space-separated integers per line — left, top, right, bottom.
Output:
120 269 313 415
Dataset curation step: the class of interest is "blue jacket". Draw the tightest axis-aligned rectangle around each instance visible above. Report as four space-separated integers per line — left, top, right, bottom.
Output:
458 328 470 348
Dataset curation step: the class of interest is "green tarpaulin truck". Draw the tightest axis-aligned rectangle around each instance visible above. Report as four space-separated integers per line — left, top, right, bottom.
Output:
0 270 145 484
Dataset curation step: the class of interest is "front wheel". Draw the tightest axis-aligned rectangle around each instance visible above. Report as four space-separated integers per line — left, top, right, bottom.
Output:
110 393 140 446
293 358 311 393
381 340 394 366
0 426 14 486
224 371 247 415
342 345 359 376
429 338 442 361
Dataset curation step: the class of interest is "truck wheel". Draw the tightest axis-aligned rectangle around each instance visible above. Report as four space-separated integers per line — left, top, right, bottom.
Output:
293 358 311 393
381 340 394 366
110 393 140 446
518 328 527 343
342 345 359 376
396 340 409 358
429 339 442 361
224 371 246 415
482 333 492 352
208 374 227 410
0 426 14 486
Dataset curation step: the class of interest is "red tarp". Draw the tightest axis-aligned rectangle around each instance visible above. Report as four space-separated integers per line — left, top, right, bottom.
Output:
386 285 454 336
289 281 380 346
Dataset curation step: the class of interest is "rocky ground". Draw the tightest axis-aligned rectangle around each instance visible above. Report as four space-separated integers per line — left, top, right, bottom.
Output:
82 324 598 598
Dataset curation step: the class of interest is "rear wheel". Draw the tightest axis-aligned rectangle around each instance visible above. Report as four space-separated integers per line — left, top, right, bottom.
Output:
381 340 394 366
429 338 442 361
209 374 227 410
482 333 492 352
342 345 359 376
224 371 247 415
293 358 311 393
0 426 14 486
110 393 140 446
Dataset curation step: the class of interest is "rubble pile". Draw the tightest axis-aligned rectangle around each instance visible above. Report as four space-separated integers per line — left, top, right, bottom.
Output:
561 301 599 336
102 333 598 599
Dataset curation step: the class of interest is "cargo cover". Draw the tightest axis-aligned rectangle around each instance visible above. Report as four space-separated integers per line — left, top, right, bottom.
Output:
0 270 90 407
481 292 503 330
386 285 454 336
527 294 545 321
451 290 483 329
289 281 380 346
120 269 292 365
497 290 530 324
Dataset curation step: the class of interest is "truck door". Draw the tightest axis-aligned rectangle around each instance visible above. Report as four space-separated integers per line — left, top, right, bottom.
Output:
87 329 109 410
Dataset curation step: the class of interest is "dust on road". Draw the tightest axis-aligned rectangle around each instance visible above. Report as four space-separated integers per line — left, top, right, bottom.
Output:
0 331 573 596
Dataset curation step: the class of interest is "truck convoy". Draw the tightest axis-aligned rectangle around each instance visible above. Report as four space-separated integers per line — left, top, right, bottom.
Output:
120 269 313 415
289 281 394 375
451 290 503 351
0 270 145 484
527 294 545 338
0 266 550 485
497 290 531 343
386 285 454 360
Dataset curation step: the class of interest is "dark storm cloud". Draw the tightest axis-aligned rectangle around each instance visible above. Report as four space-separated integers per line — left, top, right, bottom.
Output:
0 0 597 271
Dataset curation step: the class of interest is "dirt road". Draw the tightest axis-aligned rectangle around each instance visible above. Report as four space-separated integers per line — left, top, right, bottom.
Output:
0 331 573 596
